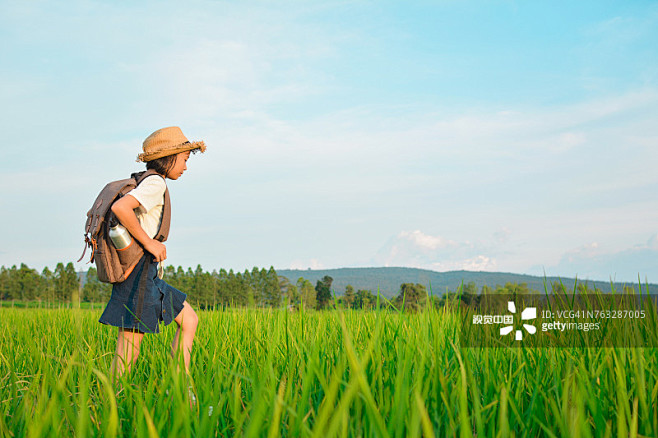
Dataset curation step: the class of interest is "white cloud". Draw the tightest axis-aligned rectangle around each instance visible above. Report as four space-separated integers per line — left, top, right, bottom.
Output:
560 242 601 263
289 259 325 270
398 230 454 251
371 230 497 272
429 255 497 272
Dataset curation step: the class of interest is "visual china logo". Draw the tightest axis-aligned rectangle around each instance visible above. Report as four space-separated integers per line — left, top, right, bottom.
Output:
500 301 537 341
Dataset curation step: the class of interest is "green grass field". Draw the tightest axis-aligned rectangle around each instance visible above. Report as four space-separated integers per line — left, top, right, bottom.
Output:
1 305 657 437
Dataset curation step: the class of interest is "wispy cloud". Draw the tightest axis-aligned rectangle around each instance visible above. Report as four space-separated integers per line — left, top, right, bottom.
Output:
370 230 497 272
540 235 658 283
289 259 325 270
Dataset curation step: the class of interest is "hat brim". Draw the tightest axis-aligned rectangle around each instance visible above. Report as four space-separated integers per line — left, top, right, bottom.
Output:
136 141 206 162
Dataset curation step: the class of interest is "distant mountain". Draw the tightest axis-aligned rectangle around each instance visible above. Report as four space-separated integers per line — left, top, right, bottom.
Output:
276 267 658 299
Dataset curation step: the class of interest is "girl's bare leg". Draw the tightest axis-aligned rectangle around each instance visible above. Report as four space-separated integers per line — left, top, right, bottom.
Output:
110 328 144 381
171 301 198 374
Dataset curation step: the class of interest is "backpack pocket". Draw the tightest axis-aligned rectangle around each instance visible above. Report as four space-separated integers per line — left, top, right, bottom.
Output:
95 237 123 283
116 239 144 280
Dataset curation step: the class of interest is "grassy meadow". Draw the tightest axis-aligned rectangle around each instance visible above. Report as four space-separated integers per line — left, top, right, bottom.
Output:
1 303 657 437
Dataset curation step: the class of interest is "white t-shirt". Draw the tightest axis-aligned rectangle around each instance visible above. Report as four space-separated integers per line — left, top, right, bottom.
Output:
127 175 166 239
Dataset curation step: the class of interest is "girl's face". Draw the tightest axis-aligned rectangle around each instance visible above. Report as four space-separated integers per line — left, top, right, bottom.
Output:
166 151 190 180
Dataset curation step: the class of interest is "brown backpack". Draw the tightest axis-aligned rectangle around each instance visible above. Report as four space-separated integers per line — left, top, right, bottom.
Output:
78 170 171 283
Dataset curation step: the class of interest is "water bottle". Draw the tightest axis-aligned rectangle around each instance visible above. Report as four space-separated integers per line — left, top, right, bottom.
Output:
108 222 132 250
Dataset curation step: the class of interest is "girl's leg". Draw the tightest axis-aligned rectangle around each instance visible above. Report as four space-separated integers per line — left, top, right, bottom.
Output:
110 328 145 380
171 300 198 374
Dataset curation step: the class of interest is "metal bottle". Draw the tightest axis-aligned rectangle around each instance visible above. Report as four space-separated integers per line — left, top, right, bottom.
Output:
108 222 132 250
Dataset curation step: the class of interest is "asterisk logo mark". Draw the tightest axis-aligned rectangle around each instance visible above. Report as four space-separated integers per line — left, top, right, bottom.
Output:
500 301 537 340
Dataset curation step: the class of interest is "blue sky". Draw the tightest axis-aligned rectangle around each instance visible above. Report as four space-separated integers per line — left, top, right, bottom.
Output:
1 0 657 282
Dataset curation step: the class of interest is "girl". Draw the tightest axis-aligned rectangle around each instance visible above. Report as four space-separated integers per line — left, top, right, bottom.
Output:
98 126 206 381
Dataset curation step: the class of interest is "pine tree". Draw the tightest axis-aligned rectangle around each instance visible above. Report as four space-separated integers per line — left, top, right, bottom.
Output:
264 267 281 307
17 263 40 301
54 263 79 303
5 266 19 301
217 268 229 305
0 266 9 300
41 267 54 304
66 262 80 306
82 267 110 303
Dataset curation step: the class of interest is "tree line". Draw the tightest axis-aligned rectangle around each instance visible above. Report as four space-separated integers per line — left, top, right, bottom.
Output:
0 263 81 304
2 263 614 312
0 263 425 311
0 263 286 308
0 263 338 310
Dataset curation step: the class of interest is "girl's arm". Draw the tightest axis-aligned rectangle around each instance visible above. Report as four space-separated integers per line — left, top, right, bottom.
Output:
111 195 167 262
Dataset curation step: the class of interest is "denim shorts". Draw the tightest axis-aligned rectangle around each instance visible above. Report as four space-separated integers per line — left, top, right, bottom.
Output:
98 255 187 334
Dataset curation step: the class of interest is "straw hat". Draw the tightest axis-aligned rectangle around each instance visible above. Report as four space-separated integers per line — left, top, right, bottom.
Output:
136 126 206 162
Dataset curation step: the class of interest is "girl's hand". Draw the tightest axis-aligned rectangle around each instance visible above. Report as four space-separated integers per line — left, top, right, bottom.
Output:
145 239 167 262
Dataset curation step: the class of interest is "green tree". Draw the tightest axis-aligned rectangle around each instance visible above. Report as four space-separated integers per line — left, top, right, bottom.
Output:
215 268 229 305
297 277 316 310
497 282 535 301
355 289 375 309
192 264 214 309
395 283 428 312
227 269 246 307
67 263 81 306
237 271 253 307
3 266 19 301
0 266 8 300
315 275 333 310
461 281 480 307
41 267 55 304
279 276 298 306
251 267 265 306
481 284 493 295
17 263 40 301
82 267 111 303
264 267 281 307
54 262 79 303
343 285 355 309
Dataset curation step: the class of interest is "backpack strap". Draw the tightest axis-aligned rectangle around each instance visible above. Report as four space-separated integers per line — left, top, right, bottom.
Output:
133 169 162 185
135 256 151 323
155 188 171 243
77 235 91 263
131 170 171 243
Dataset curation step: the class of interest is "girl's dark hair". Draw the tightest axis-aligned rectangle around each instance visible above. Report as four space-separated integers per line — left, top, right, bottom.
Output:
146 154 177 177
